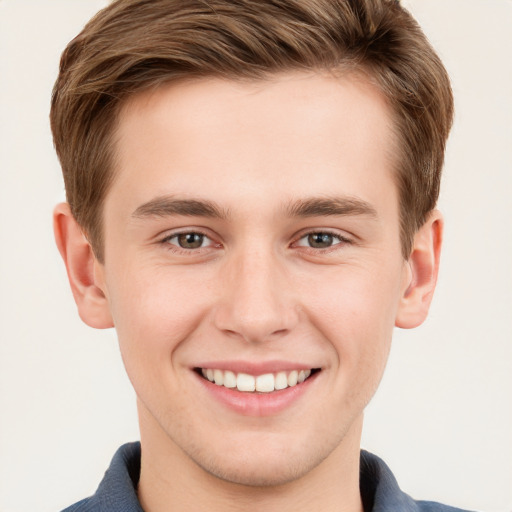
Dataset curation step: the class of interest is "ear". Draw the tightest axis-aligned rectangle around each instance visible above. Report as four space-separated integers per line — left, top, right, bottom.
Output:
395 210 443 329
53 203 114 329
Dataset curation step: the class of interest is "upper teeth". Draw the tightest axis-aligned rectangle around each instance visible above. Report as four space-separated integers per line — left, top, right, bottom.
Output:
201 368 312 392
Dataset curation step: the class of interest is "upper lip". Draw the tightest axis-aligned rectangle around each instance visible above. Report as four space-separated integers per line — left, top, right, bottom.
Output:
194 360 320 375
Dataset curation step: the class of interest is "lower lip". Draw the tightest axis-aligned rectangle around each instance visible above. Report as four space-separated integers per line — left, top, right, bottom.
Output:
195 371 319 417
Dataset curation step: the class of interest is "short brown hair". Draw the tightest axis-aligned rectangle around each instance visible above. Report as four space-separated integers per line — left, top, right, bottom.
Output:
51 0 453 261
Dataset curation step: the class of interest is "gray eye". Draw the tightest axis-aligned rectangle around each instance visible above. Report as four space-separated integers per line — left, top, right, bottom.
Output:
307 233 334 248
177 233 205 249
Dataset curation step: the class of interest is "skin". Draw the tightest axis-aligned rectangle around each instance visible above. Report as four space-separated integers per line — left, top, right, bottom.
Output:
54 72 442 512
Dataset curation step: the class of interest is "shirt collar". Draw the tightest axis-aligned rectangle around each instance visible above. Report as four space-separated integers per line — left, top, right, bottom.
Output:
78 442 452 512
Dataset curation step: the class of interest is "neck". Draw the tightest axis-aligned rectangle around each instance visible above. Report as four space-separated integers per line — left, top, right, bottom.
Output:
137 404 364 512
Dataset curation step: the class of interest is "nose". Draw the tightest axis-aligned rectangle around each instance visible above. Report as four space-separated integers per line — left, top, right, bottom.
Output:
213 248 300 344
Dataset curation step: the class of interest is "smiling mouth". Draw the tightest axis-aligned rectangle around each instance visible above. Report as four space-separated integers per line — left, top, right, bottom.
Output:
196 368 320 393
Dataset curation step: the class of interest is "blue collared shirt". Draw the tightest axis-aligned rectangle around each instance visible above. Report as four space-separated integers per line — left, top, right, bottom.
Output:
62 442 475 512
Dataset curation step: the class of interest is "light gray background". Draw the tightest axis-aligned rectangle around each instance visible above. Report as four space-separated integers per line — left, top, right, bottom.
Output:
1 1 511 511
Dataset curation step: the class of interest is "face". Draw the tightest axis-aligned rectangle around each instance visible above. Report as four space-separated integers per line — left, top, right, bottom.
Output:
96 72 411 485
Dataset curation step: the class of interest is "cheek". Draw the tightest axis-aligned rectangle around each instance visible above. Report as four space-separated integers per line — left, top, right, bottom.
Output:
105 264 213 376
304 264 402 373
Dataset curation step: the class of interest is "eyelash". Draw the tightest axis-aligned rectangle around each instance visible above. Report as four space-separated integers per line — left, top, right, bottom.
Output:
160 230 216 254
293 230 353 252
159 229 353 254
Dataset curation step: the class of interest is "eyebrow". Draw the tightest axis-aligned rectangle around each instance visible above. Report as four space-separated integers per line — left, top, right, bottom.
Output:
285 196 378 219
131 195 377 220
132 196 229 219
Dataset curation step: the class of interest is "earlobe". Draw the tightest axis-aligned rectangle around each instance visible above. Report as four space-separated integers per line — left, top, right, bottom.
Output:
395 210 443 329
53 203 114 329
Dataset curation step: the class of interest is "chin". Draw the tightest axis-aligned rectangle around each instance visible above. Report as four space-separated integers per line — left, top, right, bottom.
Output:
185 433 334 488
200 453 317 487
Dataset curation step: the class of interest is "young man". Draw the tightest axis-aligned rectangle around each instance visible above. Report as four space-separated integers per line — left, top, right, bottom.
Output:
51 0 467 511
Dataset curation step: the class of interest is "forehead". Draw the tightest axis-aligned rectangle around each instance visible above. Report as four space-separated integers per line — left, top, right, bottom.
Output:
110 71 397 219
118 71 393 151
